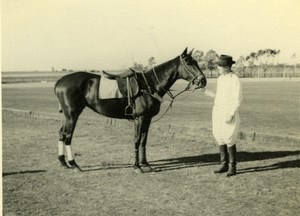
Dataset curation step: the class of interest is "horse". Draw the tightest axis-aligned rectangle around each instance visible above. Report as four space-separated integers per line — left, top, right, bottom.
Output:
54 48 207 173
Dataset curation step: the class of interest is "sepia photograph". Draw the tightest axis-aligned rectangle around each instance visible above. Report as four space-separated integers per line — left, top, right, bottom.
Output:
1 0 300 215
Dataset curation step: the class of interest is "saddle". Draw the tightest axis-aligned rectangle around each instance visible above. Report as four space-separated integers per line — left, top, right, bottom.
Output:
102 69 140 117
103 69 135 79
102 68 139 98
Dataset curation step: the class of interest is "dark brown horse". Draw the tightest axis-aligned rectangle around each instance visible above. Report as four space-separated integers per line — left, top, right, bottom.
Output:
54 48 207 173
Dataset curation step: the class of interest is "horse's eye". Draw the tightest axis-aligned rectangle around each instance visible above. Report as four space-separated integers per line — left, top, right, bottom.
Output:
187 60 196 65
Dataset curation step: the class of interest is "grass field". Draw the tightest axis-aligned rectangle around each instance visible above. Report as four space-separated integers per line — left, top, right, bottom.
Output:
2 113 300 215
2 77 300 215
2 78 300 139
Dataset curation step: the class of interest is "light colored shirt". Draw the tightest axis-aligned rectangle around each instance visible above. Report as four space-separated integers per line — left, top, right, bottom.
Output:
214 72 243 116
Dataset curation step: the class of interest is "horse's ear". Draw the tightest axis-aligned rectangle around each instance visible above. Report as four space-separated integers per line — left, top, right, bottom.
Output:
188 48 194 56
181 47 188 56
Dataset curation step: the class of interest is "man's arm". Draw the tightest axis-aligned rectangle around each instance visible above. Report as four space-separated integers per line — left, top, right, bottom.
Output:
227 77 243 117
200 88 216 98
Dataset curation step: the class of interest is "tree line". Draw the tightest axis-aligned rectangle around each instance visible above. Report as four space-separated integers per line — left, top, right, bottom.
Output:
132 49 299 78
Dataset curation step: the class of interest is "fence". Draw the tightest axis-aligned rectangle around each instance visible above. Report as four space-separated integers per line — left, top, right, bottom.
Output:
203 65 300 78
2 66 300 83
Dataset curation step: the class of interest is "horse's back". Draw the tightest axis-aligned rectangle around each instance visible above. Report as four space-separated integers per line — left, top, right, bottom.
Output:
55 72 99 88
54 72 100 95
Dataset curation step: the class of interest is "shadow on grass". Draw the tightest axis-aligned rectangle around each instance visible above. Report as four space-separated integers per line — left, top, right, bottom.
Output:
238 159 300 174
77 150 300 173
81 163 132 172
151 150 300 172
3 170 47 177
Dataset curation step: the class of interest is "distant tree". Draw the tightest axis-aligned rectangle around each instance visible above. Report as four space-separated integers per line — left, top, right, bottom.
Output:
245 52 258 67
289 53 297 76
245 49 280 77
245 52 258 77
132 62 144 71
236 55 246 66
192 50 205 70
235 55 246 77
204 50 219 77
145 57 156 71
256 49 280 77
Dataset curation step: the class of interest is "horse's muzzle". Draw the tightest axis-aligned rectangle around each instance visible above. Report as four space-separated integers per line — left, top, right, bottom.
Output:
194 75 207 88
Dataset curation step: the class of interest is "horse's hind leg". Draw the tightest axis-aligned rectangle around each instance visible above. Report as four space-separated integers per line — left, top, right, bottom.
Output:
63 113 83 171
57 95 85 171
58 126 69 168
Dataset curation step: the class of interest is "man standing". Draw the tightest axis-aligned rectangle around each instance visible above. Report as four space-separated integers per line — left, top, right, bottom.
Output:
201 55 243 176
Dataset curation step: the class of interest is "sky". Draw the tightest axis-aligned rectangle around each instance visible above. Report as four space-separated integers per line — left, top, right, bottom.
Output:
1 0 300 71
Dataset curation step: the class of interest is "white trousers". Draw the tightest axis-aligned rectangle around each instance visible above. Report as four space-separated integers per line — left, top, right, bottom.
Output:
212 106 240 145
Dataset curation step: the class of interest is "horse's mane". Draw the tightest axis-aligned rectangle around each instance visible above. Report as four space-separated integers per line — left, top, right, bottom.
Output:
140 56 179 75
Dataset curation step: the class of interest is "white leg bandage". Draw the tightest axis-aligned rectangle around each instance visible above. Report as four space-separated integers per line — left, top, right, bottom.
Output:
227 143 235 147
65 145 74 161
58 141 64 156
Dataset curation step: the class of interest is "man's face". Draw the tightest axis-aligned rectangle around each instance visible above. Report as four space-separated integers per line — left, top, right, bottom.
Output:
218 66 226 74
218 65 231 75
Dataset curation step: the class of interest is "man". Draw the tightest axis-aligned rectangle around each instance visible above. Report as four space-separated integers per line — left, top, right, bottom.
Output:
201 55 243 176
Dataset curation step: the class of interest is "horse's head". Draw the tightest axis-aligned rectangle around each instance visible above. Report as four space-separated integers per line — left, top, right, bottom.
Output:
178 47 207 89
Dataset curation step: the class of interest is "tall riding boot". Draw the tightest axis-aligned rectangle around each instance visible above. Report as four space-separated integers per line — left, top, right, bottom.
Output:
227 144 237 177
214 144 229 173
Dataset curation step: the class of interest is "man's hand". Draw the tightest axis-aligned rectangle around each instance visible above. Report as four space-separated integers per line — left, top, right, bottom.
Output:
225 114 234 124
200 88 216 98
199 87 206 93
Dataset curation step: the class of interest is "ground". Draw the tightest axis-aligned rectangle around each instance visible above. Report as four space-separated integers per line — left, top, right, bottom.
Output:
2 113 299 216
2 78 300 215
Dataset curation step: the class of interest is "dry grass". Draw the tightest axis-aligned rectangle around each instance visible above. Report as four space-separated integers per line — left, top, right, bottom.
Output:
2 114 300 216
2 78 300 215
2 79 300 139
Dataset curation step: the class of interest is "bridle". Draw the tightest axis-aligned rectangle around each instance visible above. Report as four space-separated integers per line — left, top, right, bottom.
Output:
149 55 204 123
126 55 205 122
150 55 204 97
179 55 204 89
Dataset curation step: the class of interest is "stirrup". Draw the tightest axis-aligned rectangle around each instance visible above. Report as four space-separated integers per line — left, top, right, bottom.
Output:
125 105 134 116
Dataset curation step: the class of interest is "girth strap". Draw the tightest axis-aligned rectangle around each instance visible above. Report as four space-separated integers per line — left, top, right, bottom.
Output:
125 77 136 117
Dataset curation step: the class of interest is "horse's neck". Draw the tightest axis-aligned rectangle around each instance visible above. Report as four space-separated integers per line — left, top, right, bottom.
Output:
144 57 179 96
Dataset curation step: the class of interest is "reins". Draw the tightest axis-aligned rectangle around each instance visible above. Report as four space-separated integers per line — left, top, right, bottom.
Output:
151 83 195 123
152 67 175 100
129 55 201 123
150 56 199 123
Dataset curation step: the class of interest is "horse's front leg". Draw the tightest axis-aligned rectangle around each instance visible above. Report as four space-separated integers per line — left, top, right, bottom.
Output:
139 118 156 172
140 118 155 172
133 119 143 173
133 117 156 173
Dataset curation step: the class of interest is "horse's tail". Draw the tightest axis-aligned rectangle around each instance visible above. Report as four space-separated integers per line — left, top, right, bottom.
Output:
58 103 63 113
54 78 61 94
54 79 63 113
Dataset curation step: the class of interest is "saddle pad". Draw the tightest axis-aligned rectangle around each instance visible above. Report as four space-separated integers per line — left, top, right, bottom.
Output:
99 76 123 99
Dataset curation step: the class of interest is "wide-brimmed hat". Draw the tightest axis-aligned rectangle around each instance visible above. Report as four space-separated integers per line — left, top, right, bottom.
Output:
216 55 236 67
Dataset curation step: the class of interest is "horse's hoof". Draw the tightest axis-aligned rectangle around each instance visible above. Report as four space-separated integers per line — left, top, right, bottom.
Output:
68 160 83 172
73 166 83 172
69 164 83 172
141 165 155 173
58 156 69 169
134 167 144 174
61 164 70 169
141 163 158 172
